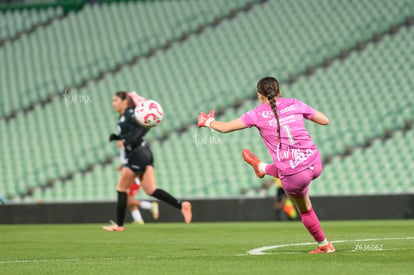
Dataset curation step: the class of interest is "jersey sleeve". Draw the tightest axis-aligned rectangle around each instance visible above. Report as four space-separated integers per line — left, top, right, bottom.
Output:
120 107 150 152
240 109 257 128
125 107 139 126
296 99 316 120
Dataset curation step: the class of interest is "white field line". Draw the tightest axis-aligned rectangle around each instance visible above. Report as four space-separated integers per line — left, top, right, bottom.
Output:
246 236 414 255
0 256 137 265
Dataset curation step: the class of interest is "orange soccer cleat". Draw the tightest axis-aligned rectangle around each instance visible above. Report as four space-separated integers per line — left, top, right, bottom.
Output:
308 242 335 254
181 201 192 224
102 220 125 232
242 149 265 178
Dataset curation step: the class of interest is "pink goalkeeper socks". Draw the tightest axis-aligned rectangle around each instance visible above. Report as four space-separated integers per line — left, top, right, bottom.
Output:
300 208 326 242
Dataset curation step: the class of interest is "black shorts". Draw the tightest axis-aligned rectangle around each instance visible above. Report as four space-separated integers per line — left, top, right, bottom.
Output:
276 187 286 202
124 144 154 176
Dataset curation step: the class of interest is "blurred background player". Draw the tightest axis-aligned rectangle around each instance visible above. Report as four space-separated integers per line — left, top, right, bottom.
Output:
272 177 297 221
262 173 298 221
116 140 159 224
126 178 159 224
103 91 191 232
198 76 334 253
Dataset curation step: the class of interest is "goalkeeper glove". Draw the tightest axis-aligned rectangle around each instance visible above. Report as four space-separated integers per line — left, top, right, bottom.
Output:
129 91 146 107
197 110 215 128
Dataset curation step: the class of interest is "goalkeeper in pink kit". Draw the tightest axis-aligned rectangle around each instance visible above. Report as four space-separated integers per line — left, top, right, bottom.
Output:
198 76 334 254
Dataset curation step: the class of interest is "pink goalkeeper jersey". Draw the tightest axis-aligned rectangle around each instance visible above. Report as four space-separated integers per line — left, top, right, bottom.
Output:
241 98 320 176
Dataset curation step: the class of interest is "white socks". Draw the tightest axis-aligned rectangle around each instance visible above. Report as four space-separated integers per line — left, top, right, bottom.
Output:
131 209 143 222
259 162 267 174
131 201 153 222
318 239 329 246
140 201 151 210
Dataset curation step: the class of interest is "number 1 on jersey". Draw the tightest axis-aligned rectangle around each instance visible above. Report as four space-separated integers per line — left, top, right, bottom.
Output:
282 125 295 145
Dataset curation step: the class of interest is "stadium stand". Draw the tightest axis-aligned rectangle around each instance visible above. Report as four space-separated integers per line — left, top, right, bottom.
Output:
0 0 256 119
0 6 63 41
313 128 414 195
0 0 413 202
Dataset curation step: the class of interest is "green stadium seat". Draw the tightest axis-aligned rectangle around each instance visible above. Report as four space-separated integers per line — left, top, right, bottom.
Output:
2 0 414 202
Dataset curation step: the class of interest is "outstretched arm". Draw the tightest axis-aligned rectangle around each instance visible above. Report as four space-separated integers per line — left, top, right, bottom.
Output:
310 111 329 125
198 110 247 133
210 118 247 133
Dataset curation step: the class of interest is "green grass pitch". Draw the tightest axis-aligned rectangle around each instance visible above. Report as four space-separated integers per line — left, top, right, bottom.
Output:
1 220 413 274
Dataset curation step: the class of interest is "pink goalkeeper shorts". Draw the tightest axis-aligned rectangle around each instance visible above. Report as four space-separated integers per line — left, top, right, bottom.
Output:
279 156 323 199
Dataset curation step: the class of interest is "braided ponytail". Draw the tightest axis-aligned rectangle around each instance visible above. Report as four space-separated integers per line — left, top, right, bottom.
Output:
257 77 281 141
266 88 281 141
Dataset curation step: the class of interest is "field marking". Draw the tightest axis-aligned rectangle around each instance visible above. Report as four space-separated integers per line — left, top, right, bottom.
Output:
2 238 414 263
0 256 137 265
246 237 414 255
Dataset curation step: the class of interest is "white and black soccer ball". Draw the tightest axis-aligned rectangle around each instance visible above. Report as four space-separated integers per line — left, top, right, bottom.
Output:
134 100 164 128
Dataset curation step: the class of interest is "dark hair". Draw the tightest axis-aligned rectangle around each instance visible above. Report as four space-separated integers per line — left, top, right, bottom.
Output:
114 91 135 108
256 77 281 140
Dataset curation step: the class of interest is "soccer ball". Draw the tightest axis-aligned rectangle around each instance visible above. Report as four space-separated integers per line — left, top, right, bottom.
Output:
134 100 164 127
